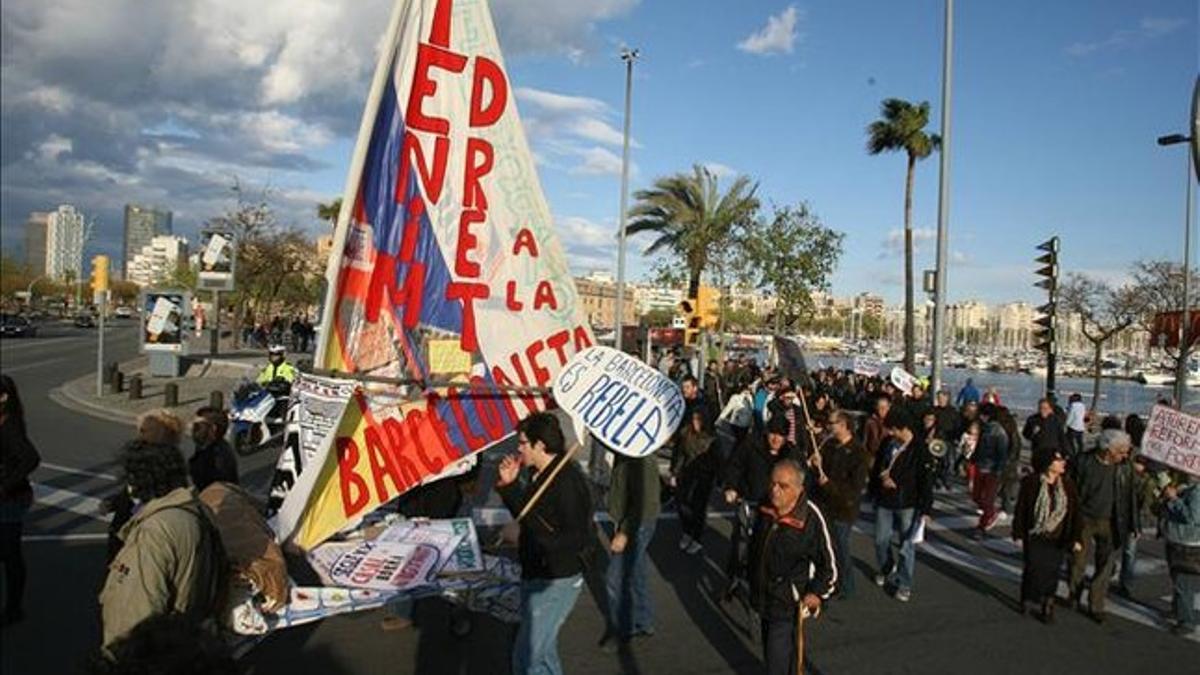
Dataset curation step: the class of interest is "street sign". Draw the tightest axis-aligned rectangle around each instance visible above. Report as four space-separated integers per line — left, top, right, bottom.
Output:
140 289 190 353
198 230 236 291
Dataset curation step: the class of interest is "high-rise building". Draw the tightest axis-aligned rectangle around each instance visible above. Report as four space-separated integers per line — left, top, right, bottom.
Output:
45 205 87 281
123 204 173 277
127 235 188 286
24 211 50 276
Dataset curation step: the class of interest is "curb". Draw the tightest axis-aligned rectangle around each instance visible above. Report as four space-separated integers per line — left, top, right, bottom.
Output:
50 385 138 426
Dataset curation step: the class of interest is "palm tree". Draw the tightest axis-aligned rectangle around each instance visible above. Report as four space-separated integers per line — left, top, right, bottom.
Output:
316 198 343 230
867 98 941 373
627 165 759 300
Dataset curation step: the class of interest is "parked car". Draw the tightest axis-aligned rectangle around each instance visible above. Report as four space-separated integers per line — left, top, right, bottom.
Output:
0 313 37 338
74 313 97 328
113 306 134 319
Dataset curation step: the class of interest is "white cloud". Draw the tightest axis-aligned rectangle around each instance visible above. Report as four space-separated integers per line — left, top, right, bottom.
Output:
515 87 608 115
0 0 639 256
879 227 936 258
570 147 625 176
556 215 618 271
517 86 639 175
491 0 640 59
738 6 802 55
1065 16 1187 57
703 162 737 178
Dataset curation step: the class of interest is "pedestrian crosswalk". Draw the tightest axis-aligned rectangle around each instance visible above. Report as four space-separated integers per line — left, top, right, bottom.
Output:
855 488 1195 641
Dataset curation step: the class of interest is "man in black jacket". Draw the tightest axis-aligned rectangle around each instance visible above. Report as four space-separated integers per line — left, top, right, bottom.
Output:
1023 398 1068 454
869 408 934 603
496 413 595 675
187 407 238 492
723 416 797 599
811 411 870 599
1067 429 1138 623
748 459 836 675
725 416 798 507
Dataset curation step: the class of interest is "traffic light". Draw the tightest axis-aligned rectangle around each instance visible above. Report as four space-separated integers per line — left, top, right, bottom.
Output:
90 255 110 296
1032 303 1055 351
679 297 700 346
696 286 719 329
1033 237 1060 394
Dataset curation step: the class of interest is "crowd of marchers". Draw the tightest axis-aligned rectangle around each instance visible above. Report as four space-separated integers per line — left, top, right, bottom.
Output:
0 343 1198 675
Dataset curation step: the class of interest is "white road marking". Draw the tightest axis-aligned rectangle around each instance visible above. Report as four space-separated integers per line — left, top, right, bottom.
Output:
0 336 85 353
39 462 118 482
31 483 108 521
22 533 107 543
1 356 67 374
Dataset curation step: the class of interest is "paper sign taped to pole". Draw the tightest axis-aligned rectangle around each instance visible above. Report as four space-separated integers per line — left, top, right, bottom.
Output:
890 366 920 396
553 346 684 458
1142 405 1200 477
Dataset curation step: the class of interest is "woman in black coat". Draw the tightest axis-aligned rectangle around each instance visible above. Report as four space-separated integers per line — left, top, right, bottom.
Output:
0 375 40 625
1012 447 1082 623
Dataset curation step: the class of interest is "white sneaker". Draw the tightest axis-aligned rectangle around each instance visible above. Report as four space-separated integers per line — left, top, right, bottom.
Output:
686 539 703 555
996 511 1010 523
678 534 693 551
895 588 912 603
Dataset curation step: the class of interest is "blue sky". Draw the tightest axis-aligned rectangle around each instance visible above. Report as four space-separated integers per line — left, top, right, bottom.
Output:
1 0 1194 305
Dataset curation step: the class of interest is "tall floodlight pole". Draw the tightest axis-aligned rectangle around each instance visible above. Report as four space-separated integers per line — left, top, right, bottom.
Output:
614 47 639 352
1158 131 1194 408
930 0 954 392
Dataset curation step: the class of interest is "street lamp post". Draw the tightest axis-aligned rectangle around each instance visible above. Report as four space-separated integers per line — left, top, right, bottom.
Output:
613 47 639 353
930 0 954 393
1157 132 1194 408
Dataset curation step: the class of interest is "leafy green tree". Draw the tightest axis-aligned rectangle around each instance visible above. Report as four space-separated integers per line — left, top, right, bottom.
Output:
867 98 941 372
744 203 844 332
627 164 760 299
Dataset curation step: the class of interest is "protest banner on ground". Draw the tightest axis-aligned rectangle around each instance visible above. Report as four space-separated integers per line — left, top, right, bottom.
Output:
375 517 483 574
1142 405 1200 477
853 355 883 377
276 0 592 550
890 366 920 396
552 346 684 458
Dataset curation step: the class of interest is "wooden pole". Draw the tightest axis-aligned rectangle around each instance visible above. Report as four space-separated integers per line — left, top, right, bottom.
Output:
795 604 807 674
516 442 581 522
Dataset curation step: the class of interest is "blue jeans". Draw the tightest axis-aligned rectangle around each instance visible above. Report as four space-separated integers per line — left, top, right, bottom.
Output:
831 520 855 597
514 575 584 675
1173 572 1199 629
605 521 657 637
874 506 917 591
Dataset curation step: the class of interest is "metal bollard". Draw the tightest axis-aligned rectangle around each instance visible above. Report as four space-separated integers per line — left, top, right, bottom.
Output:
112 370 124 394
129 375 142 401
164 382 179 407
209 390 224 410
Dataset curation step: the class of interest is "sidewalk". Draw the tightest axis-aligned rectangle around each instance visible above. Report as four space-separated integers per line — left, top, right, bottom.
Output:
53 349 269 425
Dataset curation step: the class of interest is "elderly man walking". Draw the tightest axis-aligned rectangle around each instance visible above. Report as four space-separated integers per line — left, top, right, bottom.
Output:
1068 429 1138 623
748 459 837 675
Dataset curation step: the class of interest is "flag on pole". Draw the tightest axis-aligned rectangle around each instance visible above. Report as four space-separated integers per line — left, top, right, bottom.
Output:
277 0 594 549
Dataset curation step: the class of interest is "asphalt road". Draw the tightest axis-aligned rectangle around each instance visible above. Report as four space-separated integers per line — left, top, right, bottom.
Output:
1 327 1196 674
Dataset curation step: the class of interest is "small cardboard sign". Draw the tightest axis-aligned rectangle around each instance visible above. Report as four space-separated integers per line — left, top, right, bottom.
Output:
1142 405 1200 477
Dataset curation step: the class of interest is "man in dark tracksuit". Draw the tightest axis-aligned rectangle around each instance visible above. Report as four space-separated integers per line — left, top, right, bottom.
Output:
748 459 837 675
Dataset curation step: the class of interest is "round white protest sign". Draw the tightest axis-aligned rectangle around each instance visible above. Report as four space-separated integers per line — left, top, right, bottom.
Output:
552 346 684 458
